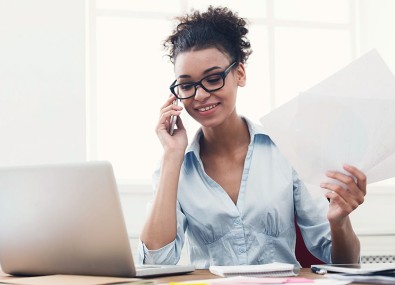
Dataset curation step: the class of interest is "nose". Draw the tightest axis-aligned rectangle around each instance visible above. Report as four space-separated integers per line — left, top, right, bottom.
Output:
194 85 210 102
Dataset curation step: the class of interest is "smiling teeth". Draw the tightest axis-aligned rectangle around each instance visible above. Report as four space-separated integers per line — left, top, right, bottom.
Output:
198 104 217 112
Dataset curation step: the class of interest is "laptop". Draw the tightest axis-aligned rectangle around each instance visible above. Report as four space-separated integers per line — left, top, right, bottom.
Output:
0 161 194 277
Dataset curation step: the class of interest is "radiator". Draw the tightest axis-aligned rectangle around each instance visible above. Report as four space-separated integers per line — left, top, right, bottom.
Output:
362 255 395 263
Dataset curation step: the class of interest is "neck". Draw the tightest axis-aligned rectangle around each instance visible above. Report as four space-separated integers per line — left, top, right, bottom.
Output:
200 115 250 155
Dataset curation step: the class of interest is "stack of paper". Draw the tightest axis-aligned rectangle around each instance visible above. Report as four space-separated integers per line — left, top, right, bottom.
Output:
209 262 298 277
312 263 395 284
260 50 395 196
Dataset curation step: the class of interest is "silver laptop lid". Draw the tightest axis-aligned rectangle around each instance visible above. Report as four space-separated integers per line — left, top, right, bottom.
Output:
0 161 136 277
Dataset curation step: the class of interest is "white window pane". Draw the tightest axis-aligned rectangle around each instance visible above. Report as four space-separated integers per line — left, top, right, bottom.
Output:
275 27 351 107
187 0 266 18
274 0 350 24
96 16 174 182
97 0 180 13
238 24 271 121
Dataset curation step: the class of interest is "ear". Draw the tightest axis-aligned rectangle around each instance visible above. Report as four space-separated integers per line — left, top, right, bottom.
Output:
236 63 246 87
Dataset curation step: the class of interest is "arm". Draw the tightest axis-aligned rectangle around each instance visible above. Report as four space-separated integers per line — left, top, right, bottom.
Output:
293 169 332 263
320 164 367 263
140 95 187 250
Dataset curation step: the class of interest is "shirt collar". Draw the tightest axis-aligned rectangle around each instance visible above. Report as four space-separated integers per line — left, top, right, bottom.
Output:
185 117 268 156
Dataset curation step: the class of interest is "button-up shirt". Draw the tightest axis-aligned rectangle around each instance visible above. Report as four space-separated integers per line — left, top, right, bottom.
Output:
138 118 332 269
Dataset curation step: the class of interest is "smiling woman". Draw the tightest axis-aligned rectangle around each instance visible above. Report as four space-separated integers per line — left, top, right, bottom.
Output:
0 0 394 273
90 0 355 183
89 0 395 264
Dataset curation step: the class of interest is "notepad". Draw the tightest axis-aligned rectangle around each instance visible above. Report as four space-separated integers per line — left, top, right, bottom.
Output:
209 262 298 278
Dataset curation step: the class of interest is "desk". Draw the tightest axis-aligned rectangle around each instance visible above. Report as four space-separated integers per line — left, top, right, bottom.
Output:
151 268 368 284
0 269 373 285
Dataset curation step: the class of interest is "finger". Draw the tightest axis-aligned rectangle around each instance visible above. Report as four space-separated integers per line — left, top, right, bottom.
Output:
325 170 366 204
326 171 359 194
324 188 357 214
160 100 183 119
159 109 182 128
321 182 364 208
343 164 367 195
159 105 182 128
159 94 178 111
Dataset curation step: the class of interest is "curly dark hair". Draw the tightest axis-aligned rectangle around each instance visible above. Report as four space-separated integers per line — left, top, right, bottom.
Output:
164 6 252 64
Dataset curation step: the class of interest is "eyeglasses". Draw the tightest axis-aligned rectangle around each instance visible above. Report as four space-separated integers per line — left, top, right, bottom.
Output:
169 61 237 100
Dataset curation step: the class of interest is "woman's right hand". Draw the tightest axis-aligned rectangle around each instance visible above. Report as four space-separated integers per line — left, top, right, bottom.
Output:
156 95 188 155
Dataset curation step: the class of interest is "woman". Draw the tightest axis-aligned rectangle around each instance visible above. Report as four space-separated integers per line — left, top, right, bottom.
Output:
138 6 366 269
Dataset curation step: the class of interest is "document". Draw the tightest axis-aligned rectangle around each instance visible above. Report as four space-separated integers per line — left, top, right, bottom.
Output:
165 276 349 285
260 50 395 196
311 263 395 274
328 273 395 285
311 263 395 285
209 262 298 277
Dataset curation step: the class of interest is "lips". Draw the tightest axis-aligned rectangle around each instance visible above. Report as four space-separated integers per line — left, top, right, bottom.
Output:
196 103 219 112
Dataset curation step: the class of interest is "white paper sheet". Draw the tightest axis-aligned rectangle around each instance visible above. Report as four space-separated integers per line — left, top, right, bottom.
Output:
260 50 395 196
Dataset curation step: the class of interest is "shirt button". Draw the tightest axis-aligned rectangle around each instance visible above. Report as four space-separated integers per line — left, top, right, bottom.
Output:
238 247 246 253
234 218 241 225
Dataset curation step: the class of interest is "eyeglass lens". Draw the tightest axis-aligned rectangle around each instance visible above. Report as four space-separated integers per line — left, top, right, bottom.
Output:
175 74 224 99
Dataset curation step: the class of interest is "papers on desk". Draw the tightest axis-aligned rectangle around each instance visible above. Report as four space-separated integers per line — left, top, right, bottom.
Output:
165 276 349 285
209 262 298 277
259 50 395 196
311 263 395 274
328 272 395 285
312 263 395 285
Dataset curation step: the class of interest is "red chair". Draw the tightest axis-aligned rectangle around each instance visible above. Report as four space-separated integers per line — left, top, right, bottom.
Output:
295 219 324 267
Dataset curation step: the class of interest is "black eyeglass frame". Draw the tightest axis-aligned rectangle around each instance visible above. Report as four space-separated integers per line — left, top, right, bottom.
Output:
169 61 237 100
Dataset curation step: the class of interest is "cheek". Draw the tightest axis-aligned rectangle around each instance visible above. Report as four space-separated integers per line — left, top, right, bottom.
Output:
182 102 194 116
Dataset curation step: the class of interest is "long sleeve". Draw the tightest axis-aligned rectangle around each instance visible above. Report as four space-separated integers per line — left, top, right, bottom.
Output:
293 168 332 263
137 164 188 265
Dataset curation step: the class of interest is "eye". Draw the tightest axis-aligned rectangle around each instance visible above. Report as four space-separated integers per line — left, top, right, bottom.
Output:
179 83 194 91
204 74 222 85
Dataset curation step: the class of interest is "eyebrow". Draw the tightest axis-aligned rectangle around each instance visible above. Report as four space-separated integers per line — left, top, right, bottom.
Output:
177 66 222 79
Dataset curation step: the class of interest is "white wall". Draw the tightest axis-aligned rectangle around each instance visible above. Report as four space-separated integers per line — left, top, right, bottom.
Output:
0 0 86 166
348 0 395 259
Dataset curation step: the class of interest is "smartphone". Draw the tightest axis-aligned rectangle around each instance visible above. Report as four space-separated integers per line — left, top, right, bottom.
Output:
169 99 178 135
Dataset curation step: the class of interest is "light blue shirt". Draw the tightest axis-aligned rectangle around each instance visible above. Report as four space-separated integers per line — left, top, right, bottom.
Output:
138 118 332 269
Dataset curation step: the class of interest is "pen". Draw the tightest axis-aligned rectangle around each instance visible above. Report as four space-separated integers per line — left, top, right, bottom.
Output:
311 267 327 275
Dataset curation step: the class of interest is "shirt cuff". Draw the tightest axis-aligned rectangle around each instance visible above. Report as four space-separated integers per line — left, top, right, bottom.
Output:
138 239 178 265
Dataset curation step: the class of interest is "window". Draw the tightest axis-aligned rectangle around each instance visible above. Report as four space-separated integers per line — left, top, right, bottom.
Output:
88 0 356 187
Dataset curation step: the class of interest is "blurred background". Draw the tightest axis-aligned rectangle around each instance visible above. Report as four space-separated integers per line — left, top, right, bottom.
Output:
1 0 394 264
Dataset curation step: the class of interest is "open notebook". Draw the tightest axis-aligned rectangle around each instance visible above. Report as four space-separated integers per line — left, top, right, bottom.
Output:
0 161 194 277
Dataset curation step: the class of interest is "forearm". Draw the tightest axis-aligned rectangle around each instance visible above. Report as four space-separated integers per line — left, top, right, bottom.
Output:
330 216 360 263
140 151 183 250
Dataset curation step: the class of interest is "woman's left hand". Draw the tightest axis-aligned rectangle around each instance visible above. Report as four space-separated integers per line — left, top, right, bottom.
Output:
320 164 367 225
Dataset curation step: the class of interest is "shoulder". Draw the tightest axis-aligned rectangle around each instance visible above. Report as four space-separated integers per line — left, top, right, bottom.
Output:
243 116 276 146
